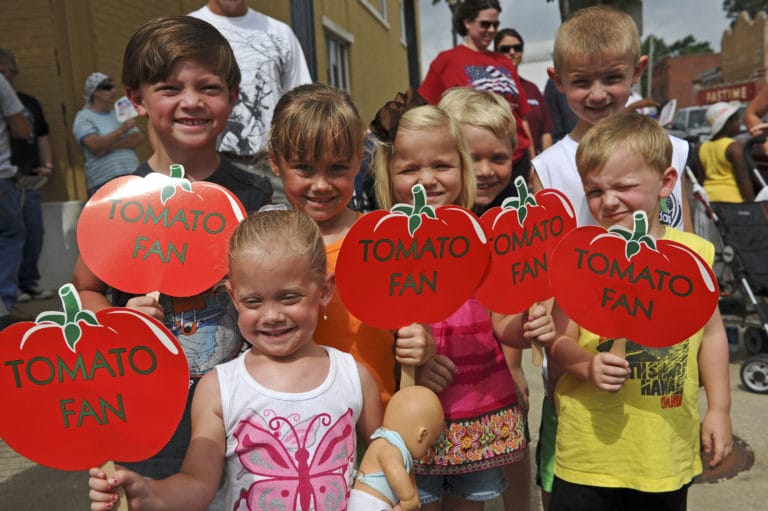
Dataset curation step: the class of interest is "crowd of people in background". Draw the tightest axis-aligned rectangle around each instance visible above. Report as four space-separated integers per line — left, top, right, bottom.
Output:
0 0 746 510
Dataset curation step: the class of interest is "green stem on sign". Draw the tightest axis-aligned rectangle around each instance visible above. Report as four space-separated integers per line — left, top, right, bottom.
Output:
390 184 437 236
514 176 534 205
169 163 185 179
633 211 647 236
59 284 81 324
609 211 656 259
412 184 428 213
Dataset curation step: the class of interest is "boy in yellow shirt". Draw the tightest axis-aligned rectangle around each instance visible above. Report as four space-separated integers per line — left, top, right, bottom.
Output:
544 112 732 510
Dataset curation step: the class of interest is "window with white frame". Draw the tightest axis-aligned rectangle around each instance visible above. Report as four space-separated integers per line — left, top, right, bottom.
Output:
323 17 354 92
360 0 389 27
399 0 407 46
326 34 350 91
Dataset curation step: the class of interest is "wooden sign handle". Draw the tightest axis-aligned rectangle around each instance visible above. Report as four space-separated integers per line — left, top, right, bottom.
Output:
100 461 128 511
609 338 627 358
528 303 544 367
400 365 415 388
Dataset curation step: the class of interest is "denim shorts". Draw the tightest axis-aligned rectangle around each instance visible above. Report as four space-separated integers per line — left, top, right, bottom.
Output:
416 467 507 504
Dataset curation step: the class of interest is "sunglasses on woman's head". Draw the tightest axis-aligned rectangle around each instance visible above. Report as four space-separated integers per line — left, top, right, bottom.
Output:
499 44 524 53
478 20 500 29
96 83 115 91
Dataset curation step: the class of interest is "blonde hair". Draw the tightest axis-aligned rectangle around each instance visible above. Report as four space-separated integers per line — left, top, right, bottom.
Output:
552 6 640 73
576 112 672 179
122 16 239 91
438 87 517 153
269 83 366 163
228 210 327 283
373 105 476 210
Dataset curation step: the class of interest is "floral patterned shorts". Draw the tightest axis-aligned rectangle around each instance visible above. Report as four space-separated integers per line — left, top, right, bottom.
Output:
414 404 527 475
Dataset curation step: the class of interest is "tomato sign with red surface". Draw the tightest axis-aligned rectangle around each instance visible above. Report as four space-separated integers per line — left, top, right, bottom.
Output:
77 164 246 297
476 177 577 314
548 212 719 347
0 284 189 471
336 185 490 330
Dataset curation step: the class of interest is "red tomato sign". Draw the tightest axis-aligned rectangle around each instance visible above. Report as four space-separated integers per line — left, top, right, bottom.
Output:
476 177 576 314
77 164 246 297
549 212 719 347
0 284 189 471
336 185 490 330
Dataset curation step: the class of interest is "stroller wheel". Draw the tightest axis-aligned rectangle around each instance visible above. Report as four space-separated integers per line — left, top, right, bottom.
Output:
740 354 768 394
744 328 767 355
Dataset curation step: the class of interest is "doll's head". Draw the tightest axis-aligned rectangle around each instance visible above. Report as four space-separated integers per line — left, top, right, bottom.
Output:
383 385 444 458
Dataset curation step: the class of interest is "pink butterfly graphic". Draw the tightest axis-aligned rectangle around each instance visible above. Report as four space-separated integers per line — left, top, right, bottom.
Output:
233 408 355 511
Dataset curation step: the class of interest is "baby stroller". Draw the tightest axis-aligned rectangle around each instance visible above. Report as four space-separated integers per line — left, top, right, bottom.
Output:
686 137 768 393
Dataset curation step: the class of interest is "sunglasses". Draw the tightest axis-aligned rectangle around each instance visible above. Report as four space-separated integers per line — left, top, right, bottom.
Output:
478 20 500 29
96 83 115 91
499 44 524 53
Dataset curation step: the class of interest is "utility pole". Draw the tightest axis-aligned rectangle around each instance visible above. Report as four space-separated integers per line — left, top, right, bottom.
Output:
647 36 654 98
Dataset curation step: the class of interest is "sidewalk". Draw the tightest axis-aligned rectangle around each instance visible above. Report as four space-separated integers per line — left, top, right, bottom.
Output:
1 296 766 509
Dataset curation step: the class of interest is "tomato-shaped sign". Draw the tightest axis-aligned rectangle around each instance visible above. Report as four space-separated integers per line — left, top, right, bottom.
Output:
336 184 490 330
549 211 719 347
0 284 189 471
476 177 576 314
77 164 246 297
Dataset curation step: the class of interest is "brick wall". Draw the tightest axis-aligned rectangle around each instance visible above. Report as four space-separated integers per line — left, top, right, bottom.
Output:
653 54 721 108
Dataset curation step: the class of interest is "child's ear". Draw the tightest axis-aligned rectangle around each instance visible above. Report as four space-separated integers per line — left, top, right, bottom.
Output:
417 426 429 442
268 153 281 177
125 87 146 116
547 67 564 92
320 272 336 306
224 278 236 304
660 166 678 198
632 56 649 85
228 85 239 106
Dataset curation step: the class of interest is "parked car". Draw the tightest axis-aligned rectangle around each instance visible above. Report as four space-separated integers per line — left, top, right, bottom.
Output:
667 103 748 143
667 105 709 142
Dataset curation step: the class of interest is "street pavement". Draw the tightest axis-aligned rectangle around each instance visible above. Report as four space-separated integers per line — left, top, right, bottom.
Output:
1 297 766 510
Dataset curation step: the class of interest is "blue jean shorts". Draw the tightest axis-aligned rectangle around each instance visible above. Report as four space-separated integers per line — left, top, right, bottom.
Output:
416 467 507 504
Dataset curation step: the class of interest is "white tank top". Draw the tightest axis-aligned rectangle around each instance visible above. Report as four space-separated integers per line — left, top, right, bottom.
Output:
218 346 363 510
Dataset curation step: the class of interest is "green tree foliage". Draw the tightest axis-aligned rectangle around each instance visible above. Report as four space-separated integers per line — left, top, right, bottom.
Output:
639 35 712 96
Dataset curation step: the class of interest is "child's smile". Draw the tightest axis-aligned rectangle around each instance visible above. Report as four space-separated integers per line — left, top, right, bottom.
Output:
132 59 235 151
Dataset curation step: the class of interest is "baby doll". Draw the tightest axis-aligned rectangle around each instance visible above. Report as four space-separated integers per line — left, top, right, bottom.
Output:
349 386 445 511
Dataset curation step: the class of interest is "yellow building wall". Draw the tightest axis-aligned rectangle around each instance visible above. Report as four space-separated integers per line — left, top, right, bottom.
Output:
0 0 415 202
316 0 414 125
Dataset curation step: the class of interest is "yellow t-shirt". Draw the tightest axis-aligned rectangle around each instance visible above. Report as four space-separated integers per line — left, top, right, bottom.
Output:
314 229 396 404
699 137 744 203
554 227 715 492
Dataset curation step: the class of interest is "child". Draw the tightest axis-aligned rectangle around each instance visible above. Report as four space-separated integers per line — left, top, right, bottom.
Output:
529 8 693 506
531 5 692 233
72 16 272 479
372 103 554 510
544 112 733 511
88 209 383 511
437 87 517 215
266 83 434 405
438 86 532 511
699 101 755 202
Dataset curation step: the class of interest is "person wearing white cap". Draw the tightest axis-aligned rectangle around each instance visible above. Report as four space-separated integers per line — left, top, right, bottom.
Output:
71 72 142 195
698 101 755 202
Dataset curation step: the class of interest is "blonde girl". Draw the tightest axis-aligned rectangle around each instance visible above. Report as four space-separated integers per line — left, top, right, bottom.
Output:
371 101 553 511
88 210 382 511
